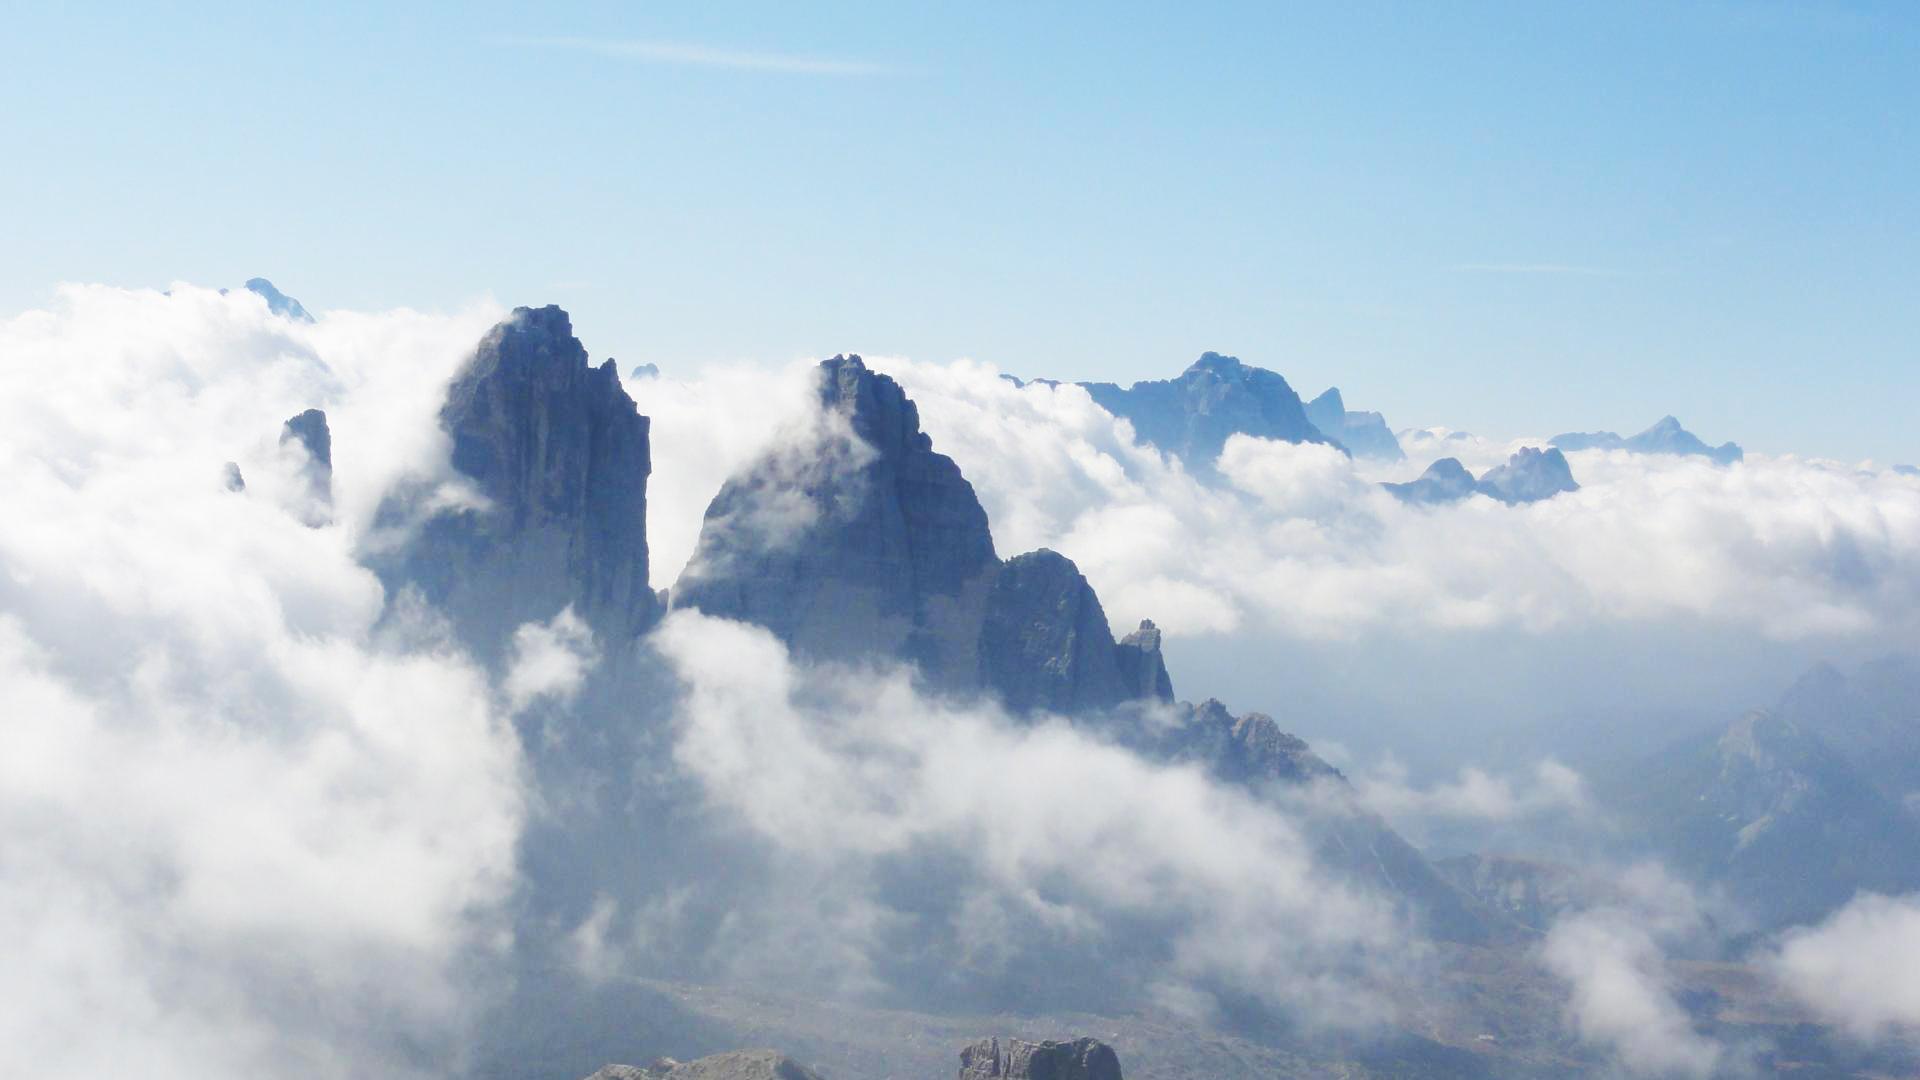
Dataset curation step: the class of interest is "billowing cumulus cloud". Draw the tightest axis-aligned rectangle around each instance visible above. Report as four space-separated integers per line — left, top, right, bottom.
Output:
1538 866 1725 1078
859 356 1920 643
648 609 1420 1025
1765 891 1920 1041
0 284 528 1079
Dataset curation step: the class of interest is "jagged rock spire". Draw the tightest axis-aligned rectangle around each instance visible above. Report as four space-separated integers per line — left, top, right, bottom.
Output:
376 305 657 658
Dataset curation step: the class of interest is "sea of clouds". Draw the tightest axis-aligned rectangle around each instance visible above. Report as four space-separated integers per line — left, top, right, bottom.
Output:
6 284 1920 1078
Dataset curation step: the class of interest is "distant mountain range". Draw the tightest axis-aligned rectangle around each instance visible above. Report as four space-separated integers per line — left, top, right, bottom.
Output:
1552 415 1743 465
1608 695 1920 928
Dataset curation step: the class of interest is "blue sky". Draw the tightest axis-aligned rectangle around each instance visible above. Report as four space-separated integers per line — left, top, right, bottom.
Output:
3 2 1916 460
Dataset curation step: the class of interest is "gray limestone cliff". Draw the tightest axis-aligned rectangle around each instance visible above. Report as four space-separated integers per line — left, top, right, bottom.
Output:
674 356 1168 714
1114 619 1174 703
979 549 1136 714
673 354 999 687
375 305 657 658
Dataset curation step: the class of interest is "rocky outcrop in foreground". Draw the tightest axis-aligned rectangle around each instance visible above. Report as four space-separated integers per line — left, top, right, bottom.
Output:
674 355 1171 715
376 305 658 657
583 1050 822 1080
1079 352 1341 474
958 1037 1123 1080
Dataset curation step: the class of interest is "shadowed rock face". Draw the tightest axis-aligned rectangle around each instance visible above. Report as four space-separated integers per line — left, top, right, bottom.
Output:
958 1038 1122 1080
1305 386 1404 461
1551 415 1742 464
377 305 657 658
978 549 1134 714
280 408 332 525
1079 352 1341 475
1114 619 1174 703
675 356 1169 715
674 354 999 687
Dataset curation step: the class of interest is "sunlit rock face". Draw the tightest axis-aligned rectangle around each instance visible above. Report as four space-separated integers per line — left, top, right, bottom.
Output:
377 305 658 658
1079 352 1342 475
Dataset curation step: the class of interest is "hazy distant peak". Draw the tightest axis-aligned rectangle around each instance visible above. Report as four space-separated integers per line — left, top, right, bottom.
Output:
1551 415 1742 464
243 277 314 322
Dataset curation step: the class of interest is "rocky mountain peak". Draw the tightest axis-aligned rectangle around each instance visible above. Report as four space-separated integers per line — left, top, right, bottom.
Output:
676 358 1173 715
243 277 314 322
374 304 657 658
1077 352 1339 475
1475 446 1579 505
1382 457 1477 505
281 407 332 472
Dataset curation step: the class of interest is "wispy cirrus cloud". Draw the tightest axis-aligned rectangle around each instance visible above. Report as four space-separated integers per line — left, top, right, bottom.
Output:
1449 262 1632 277
513 36 888 76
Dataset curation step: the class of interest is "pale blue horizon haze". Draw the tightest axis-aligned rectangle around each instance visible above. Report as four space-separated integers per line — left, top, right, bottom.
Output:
3 2 1916 460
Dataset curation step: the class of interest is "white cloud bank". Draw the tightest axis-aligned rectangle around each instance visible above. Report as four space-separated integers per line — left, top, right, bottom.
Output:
1538 866 1724 1078
859 357 1920 644
1767 891 1920 1041
650 608 1419 1025
0 284 528 1079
